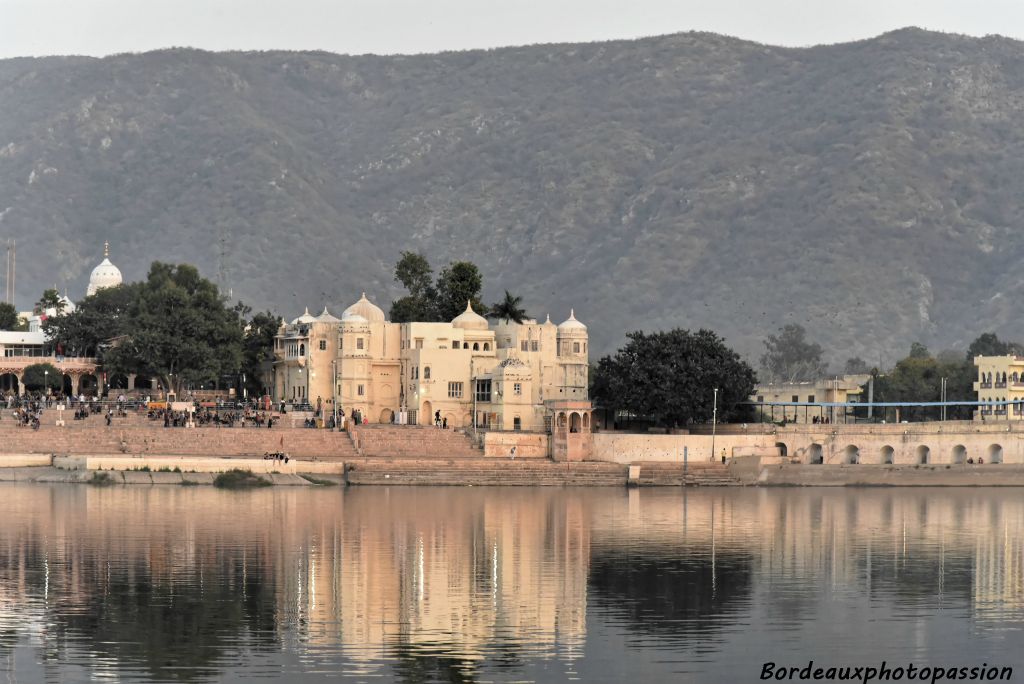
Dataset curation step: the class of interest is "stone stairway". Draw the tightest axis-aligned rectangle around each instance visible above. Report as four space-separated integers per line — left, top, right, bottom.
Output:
344 457 627 486
631 462 743 486
0 423 358 460
351 425 483 458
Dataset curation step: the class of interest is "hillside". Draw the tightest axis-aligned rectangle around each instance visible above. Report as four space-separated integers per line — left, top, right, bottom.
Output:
1 28 1022 365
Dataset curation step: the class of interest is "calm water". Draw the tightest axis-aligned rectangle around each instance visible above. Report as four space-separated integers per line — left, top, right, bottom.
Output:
0 485 1019 682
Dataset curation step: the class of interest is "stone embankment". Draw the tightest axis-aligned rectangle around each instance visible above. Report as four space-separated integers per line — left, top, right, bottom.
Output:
749 461 1024 486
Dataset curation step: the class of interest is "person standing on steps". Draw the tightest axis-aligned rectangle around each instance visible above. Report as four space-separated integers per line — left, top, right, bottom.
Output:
434 410 441 428
510 446 517 460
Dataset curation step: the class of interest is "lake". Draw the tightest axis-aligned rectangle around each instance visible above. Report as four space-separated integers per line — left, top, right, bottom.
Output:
0 484 1019 682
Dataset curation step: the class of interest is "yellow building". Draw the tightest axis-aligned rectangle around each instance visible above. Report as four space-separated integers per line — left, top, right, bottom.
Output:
751 375 868 423
273 293 589 430
973 355 1024 420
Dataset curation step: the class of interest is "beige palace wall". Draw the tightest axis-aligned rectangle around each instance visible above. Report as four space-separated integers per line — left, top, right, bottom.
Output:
593 422 1024 466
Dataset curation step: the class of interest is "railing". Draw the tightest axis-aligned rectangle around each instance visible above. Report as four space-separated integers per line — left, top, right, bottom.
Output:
995 382 1007 388
979 382 993 389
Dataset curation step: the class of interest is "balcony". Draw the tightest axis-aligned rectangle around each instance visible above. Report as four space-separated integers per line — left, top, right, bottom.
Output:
979 382 992 389
995 382 1008 388
0 356 98 372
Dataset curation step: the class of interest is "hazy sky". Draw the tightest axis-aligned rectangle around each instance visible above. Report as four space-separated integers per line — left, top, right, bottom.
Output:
1 0 1023 58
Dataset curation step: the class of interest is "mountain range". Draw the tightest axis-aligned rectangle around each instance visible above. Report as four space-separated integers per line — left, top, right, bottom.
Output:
1 27 1022 366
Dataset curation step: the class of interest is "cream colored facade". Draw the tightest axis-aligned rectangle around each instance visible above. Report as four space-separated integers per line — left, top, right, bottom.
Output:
973 355 1024 420
273 293 589 431
751 375 869 423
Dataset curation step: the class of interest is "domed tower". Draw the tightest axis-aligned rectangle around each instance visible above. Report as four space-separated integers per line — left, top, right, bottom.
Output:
556 310 589 399
86 241 123 296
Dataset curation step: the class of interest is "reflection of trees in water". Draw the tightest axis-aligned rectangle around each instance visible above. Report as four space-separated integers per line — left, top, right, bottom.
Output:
388 644 481 684
0 541 279 681
588 550 753 640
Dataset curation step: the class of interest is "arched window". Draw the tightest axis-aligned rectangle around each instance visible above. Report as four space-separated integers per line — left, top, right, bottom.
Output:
473 342 479 351
299 343 305 357
1013 372 1019 383
424 366 431 380
483 342 490 351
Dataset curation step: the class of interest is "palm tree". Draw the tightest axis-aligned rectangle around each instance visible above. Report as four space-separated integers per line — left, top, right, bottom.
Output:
487 290 528 324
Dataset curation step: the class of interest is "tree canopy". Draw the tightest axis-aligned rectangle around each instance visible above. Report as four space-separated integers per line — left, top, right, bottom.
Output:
241 311 282 397
591 329 757 427
759 324 827 383
388 252 493 323
46 262 247 394
0 302 21 331
23 362 62 392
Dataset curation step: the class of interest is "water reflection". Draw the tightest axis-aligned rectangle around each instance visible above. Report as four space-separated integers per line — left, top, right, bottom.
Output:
0 486 1017 681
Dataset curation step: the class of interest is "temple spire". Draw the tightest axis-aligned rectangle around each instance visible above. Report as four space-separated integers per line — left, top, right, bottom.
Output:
104 241 109 258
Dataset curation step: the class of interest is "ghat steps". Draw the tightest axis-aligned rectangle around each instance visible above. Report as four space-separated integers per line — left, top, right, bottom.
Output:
352 425 483 458
630 462 743 486
344 457 627 486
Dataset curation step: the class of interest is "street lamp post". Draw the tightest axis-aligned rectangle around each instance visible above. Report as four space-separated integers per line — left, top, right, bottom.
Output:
332 360 338 430
711 387 719 463
44 370 48 400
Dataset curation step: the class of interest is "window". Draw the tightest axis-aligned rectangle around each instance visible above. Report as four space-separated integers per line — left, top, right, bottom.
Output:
424 366 431 380
573 342 580 353
412 367 418 379
452 343 460 351
531 340 539 352
513 416 522 431
807 395 815 403
319 340 327 351
357 384 364 396
473 342 480 351
448 382 463 398
356 338 364 350
514 382 521 395
475 379 492 403
483 342 490 351
521 340 528 352
299 344 305 357
792 395 799 403
338 337 343 349
415 338 423 350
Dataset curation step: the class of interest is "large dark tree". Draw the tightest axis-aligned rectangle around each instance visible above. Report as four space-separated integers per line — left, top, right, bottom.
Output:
104 263 244 394
241 311 282 397
44 283 141 357
868 342 975 421
22 362 62 392
435 261 487 322
389 251 438 323
0 302 21 331
759 324 827 383
965 332 1023 359
592 329 757 427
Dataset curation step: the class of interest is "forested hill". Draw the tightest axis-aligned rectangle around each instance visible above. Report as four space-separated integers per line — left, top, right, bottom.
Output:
2 28 1023 364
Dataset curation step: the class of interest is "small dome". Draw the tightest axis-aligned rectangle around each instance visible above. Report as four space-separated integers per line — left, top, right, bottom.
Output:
341 311 368 324
343 292 386 322
558 309 587 333
316 306 341 323
452 300 489 330
87 242 122 296
291 307 317 325
58 295 76 314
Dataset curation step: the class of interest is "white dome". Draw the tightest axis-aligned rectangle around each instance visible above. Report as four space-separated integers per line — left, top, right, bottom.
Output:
452 300 489 330
341 312 368 325
87 243 122 296
291 307 317 325
343 292 386 322
316 306 341 323
558 309 587 333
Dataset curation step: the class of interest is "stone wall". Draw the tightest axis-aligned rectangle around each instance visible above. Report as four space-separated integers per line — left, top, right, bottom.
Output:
592 432 768 464
481 432 549 458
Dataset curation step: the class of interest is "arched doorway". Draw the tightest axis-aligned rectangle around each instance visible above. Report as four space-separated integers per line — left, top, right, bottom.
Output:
570 412 582 433
62 374 73 396
916 445 930 464
380 408 394 424
775 442 788 457
808 443 824 464
0 373 19 396
880 445 895 465
844 445 859 464
421 400 433 426
952 445 967 465
988 444 1004 464
79 374 98 396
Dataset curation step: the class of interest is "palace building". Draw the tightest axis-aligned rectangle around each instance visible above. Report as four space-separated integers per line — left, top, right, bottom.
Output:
272 293 590 431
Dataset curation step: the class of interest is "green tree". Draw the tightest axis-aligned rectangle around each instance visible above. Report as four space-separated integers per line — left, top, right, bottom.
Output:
35 288 61 314
435 261 487 321
97 262 244 394
22 362 61 393
591 329 757 427
759 324 827 382
241 311 282 397
487 290 528 324
965 332 1023 359
389 251 438 322
908 341 930 359
869 344 975 421
0 302 20 331
44 283 141 357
